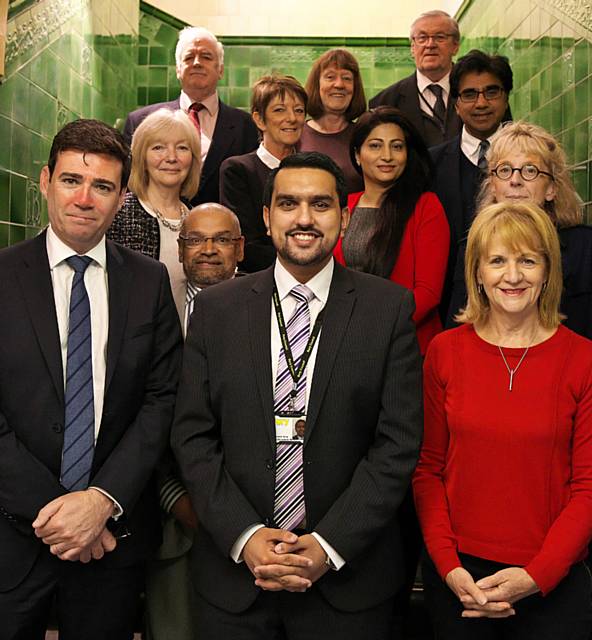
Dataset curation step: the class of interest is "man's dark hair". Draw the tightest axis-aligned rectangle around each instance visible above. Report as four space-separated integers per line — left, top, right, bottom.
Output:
263 151 347 210
450 49 513 97
47 119 131 189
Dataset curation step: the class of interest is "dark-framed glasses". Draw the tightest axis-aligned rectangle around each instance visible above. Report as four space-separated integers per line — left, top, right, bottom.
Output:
412 33 455 45
458 86 504 103
491 163 554 182
179 234 242 248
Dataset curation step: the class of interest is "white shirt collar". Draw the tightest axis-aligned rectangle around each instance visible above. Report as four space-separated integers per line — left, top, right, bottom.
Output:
460 124 500 165
273 258 334 306
416 69 451 97
256 143 281 169
179 90 219 116
46 225 107 270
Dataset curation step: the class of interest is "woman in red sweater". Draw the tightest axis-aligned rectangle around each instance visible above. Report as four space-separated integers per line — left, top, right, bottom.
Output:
414 201 592 639
334 107 449 355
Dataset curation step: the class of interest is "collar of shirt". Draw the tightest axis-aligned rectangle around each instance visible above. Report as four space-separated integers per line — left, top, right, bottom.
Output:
257 143 281 169
460 125 499 166
179 90 219 117
416 69 450 102
46 225 107 270
273 257 334 308
186 280 201 303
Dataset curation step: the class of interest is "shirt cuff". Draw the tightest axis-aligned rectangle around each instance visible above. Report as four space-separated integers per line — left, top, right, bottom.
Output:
159 476 188 513
230 524 264 563
312 532 345 570
89 486 123 520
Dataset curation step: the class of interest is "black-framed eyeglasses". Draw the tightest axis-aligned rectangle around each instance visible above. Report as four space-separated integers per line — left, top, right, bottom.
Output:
411 33 455 45
179 235 242 248
458 86 504 103
491 163 554 182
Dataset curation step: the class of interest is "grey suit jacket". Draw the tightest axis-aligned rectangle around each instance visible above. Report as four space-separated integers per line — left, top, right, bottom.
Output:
0 233 182 591
123 97 259 205
172 261 423 613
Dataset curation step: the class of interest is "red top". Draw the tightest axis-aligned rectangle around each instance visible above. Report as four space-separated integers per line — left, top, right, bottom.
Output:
413 324 592 595
334 191 449 354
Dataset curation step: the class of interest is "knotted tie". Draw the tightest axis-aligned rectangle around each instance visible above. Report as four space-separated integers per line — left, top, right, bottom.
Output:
184 281 200 335
478 140 490 170
188 102 205 134
428 84 446 124
273 284 314 530
60 256 95 491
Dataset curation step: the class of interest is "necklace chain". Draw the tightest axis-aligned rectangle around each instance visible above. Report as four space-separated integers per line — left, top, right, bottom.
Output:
497 345 529 391
152 203 188 231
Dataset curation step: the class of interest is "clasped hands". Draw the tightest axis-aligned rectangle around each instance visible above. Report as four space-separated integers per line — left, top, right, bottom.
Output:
446 565 540 618
32 489 117 563
243 527 330 593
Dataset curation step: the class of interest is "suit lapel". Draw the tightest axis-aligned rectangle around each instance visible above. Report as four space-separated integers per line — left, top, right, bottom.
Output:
17 233 64 402
104 241 132 394
305 264 355 443
201 101 236 187
248 267 276 449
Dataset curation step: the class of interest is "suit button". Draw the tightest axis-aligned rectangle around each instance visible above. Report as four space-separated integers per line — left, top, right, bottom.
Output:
264 518 272 527
265 459 274 470
52 422 63 433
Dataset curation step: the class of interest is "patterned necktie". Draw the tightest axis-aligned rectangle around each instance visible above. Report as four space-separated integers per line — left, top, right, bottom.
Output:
273 284 315 531
478 140 490 170
60 256 95 491
428 84 446 124
184 281 200 335
188 102 204 134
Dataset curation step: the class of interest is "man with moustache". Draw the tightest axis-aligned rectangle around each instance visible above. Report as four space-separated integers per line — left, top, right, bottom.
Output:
430 50 513 324
145 202 244 640
123 26 258 205
370 10 462 147
172 152 423 638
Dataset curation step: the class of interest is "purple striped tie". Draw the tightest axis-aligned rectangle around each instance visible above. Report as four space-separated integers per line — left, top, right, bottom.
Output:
273 284 314 530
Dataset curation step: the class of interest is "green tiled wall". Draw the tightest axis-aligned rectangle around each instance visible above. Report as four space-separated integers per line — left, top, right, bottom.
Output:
137 7 415 111
457 0 592 221
0 0 138 247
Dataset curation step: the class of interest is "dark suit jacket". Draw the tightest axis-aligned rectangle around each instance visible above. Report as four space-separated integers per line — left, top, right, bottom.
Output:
370 72 461 148
123 97 259 206
0 233 183 592
219 151 275 273
171 262 423 614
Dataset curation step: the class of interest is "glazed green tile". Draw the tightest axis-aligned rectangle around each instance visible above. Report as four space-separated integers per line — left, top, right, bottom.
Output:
249 68 268 87
149 67 167 86
550 59 563 96
82 84 92 117
11 124 31 178
530 75 540 111
10 174 27 225
574 39 589 84
561 126 575 162
0 80 14 118
9 224 26 246
44 51 59 98
28 53 48 90
148 86 168 104
0 223 8 248
561 90 575 132
149 46 171 66
225 47 252 66
11 74 30 127
0 170 9 219
574 121 589 164
167 67 179 88
573 163 588 201
251 48 271 67
217 87 229 103
229 87 250 109
549 96 562 135
57 62 71 108
230 67 250 88
137 86 147 105
575 79 589 124
155 24 178 50
30 133 47 178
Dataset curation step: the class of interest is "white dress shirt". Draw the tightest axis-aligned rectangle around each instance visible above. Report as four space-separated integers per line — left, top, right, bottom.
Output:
256 142 281 170
179 90 220 162
460 125 500 166
230 258 345 570
416 70 451 117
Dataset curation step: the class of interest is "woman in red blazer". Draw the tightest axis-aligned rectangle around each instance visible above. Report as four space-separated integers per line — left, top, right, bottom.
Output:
334 106 449 355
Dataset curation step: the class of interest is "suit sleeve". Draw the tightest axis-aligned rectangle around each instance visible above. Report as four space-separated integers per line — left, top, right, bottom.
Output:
171 294 263 556
90 264 182 512
410 192 450 325
313 290 423 561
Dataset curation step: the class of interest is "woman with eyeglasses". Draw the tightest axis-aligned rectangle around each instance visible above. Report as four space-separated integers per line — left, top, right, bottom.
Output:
446 121 592 338
108 108 201 320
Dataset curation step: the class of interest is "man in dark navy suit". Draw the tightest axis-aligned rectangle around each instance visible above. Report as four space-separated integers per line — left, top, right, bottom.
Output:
0 119 182 639
123 26 258 206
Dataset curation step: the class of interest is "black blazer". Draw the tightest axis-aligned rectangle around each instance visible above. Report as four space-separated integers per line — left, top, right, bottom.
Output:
0 233 182 591
123 97 259 206
171 262 423 613
370 72 461 148
219 151 275 272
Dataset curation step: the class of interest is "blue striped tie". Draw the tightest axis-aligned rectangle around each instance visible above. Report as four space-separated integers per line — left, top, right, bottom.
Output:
60 255 95 491
273 284 314 530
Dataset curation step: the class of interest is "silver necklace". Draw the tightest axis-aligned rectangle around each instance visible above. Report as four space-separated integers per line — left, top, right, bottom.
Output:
152 204 188 232
497 344 529 391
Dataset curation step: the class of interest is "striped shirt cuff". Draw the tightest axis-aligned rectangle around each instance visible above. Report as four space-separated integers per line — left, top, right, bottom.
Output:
160 476 188 513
